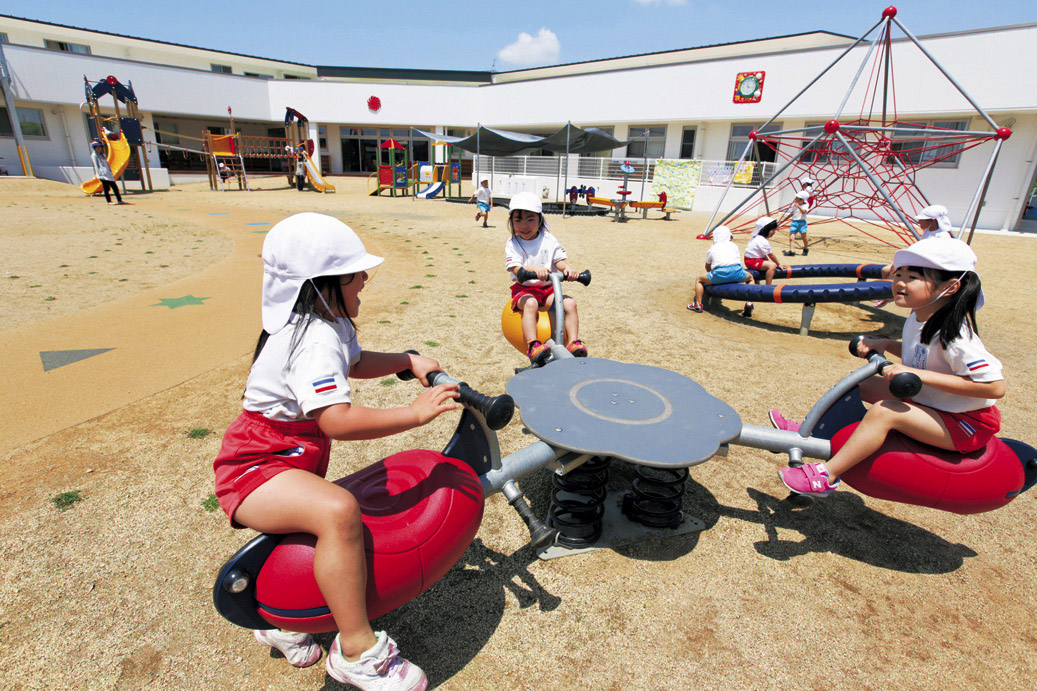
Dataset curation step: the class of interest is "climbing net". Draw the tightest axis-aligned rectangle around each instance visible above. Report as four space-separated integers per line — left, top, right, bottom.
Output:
708 7 1012 247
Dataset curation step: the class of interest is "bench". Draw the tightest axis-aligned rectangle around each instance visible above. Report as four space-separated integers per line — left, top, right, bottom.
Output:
660 207 680 220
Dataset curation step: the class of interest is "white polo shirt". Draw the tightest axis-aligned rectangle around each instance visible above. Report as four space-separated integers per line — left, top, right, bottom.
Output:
505 230 567 285
244 314 362 421
744 235 773 259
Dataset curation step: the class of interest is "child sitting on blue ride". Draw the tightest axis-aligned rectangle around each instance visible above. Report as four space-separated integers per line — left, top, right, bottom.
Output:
688 225 753 313
740 215 787 318
771 237 1005 498
505 191 587 362
213 213 458 690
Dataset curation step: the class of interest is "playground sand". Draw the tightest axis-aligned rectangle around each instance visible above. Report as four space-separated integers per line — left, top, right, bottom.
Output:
0 176 1034 690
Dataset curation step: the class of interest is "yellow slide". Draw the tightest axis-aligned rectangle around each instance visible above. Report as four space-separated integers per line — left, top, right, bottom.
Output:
81 133 131 195
302 151 335 193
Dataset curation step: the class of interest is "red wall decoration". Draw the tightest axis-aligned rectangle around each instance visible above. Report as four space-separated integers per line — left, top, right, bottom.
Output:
733 72 765 104
367 95 381 112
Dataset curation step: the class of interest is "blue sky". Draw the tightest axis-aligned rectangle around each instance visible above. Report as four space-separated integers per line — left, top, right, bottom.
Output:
8 0 1035 71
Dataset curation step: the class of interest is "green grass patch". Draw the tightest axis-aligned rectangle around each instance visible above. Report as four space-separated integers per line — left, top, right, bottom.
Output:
7 275 17 279
409 285 423 289
52 490 82 512
378 319 390 324
455 294 468 299
201 493 219 512
186 427 211 439
425 274 437 278
469 280 476 284
424 341 439 348
44 297 56 301
380 377 398 386
400 300 409 305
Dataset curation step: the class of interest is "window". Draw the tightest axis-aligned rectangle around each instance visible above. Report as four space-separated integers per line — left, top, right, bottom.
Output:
679 127 697 159
154 122 180 147
0 106 47 138
889 119 970 168
44 39 91 55
0 32 8 43
283 74 310 80
726 122 782 162
626 125 666 159
318 125 327 150
244 72 272 79
800 122 849 165
210 64 232 74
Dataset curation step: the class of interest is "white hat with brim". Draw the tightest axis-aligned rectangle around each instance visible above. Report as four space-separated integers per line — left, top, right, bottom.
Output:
509 191 549 229
893 237 984 309
914 204 953 234
752 215 777 237
795 190 810 200
261 213 384 333
712 226 732 243
800 177 815 187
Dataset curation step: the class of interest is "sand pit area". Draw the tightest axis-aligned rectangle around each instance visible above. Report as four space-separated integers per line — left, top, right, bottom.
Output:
1 176 1035 690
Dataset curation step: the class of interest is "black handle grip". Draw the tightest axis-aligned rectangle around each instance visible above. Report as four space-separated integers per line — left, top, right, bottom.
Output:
396 351 515 430
515 268 591 286
850 337 921 399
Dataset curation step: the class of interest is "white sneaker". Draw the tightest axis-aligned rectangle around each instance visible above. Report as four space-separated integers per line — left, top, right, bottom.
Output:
253 629 322 668
326 631 427 690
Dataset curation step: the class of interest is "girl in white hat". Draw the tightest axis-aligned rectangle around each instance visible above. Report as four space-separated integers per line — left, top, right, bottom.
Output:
740 216 788 318
505 192 587 362
772 237 1005 498
783 190 811 257
213 213 457 689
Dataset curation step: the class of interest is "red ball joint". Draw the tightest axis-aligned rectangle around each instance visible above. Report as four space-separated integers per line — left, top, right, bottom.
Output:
882 6 897 18
824 119 841 134
106 75 118 85
995 127 1012 141
748 130 759 140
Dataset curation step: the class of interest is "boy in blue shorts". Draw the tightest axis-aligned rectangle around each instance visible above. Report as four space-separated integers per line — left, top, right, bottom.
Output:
688 226 753 312
784 190 810 256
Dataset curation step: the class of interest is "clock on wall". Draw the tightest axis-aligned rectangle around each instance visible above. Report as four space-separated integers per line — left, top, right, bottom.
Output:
733 72 765 104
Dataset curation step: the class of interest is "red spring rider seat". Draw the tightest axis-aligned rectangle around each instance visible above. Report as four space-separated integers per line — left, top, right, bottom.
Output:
251 449 484 633
831 423 1034 514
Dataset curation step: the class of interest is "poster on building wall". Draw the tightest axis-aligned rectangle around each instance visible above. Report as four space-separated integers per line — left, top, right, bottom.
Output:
732 161 755 184
652 159 702 209
733 71 765 103
705 161 754 186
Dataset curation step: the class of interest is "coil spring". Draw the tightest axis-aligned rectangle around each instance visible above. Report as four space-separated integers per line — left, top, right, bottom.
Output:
622 466 688 529
547 456 611 548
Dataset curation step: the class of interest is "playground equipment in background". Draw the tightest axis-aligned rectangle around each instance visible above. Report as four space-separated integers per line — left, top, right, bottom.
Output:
704 7 1012 248
0 43 32 177
501 269 592 358
284 107 335 193
81 75 152 194
416 139 462 199
367 138 412 197
202 131 250 191
702 263 893 335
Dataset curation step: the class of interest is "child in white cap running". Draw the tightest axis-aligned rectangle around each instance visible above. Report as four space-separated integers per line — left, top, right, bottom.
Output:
213 212 457 690
505 192 587 362
770 237 1005 498
783 190 811 257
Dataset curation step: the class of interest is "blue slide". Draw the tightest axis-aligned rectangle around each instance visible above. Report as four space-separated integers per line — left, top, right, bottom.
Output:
417 181 445 199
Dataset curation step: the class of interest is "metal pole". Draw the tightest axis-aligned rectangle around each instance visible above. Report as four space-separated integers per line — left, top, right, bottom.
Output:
834 129 919 240
890 16 999 131
0 42 32 176
563 122 570 216
475 123 480 194
834 23 885 119
641 136 648 204
966 138 1004 244
704 138 754 233
881 22 892 126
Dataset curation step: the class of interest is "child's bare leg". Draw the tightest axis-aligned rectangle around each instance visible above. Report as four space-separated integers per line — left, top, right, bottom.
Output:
560 295 579 343
824 401 955 480
234 470 376 660
517 295 540 343
763 260 777 284
801 233 809 252
694 276 710 304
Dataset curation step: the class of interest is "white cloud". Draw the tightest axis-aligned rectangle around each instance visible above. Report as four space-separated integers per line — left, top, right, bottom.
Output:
631 0 687 5
497 28 561 66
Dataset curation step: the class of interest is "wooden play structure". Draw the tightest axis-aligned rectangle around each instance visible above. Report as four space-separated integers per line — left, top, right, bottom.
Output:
81 75 152 194
284 107 335 193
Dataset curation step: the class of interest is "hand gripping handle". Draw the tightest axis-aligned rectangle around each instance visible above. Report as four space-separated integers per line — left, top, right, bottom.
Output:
848 336 922 400
396 351 515 430
515 268 591 286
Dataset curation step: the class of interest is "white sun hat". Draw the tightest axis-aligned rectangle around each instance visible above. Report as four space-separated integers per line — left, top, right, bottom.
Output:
752 215 777 237
261 213 384 333
893 237 984 309
508 191 548 228
914 204 953 234
795 190 810 201
712 225 732 243
800 177 815 187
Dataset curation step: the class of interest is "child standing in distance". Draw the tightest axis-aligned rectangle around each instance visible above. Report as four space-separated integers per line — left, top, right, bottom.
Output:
505 191 587 362
213 213 457 690
90 140 124 205
294 147 307 192
740 216 787 318
468 179 493 227
688 226 753 313
771 238 1004 497
783 190 811 257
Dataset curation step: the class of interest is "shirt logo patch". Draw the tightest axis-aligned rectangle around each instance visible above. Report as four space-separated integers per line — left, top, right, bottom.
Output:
966 359 989 372
958 420 976 437
313 377 337 394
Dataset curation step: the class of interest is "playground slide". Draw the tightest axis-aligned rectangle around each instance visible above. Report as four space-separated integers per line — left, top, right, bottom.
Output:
302 151 335 193
81 133 131 195
416 181 444 199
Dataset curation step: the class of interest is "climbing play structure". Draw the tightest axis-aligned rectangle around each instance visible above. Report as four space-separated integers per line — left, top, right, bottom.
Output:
706 6 1012 247
368 138 412 196
284 107 335 193
81 75 152 194
416 140 462 199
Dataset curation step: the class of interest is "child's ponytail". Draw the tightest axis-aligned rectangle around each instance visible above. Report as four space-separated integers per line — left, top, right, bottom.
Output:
919 268 982 348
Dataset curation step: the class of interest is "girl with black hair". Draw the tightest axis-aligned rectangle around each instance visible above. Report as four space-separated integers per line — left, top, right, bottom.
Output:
772 237 1005 498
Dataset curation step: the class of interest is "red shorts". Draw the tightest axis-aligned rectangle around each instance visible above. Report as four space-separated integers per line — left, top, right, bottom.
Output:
936 405 1001 453
744 257 766 270
213 410 331 528
511 282 555 310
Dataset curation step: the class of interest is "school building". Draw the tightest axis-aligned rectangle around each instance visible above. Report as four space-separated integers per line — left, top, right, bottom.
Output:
1 12 1036 231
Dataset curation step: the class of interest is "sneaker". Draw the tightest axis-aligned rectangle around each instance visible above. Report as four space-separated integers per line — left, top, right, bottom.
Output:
474 213 481 221
802 248 809 256
767 409 801 433
686 303 703 313
567 340 588 357
326 631 427 691
527 340 549 364
782 250 796 257
741 302 754 318
779 462 840 497
253 629 321 668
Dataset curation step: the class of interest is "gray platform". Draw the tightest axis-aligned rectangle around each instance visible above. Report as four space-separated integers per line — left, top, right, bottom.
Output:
506 357 742 468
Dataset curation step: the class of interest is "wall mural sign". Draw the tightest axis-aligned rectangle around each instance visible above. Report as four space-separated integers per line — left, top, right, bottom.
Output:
733 71 765 103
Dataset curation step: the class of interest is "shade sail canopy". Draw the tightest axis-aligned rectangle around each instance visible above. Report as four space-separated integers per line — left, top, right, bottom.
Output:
411 124 638 156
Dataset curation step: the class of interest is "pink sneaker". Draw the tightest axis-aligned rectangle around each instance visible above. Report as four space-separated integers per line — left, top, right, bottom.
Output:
253 629 321 668
779 463 840 497
326 631 427 691
768 409 801 433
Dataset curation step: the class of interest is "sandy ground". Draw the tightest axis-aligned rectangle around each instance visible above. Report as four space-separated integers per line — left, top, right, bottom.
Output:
0 176 1035 691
